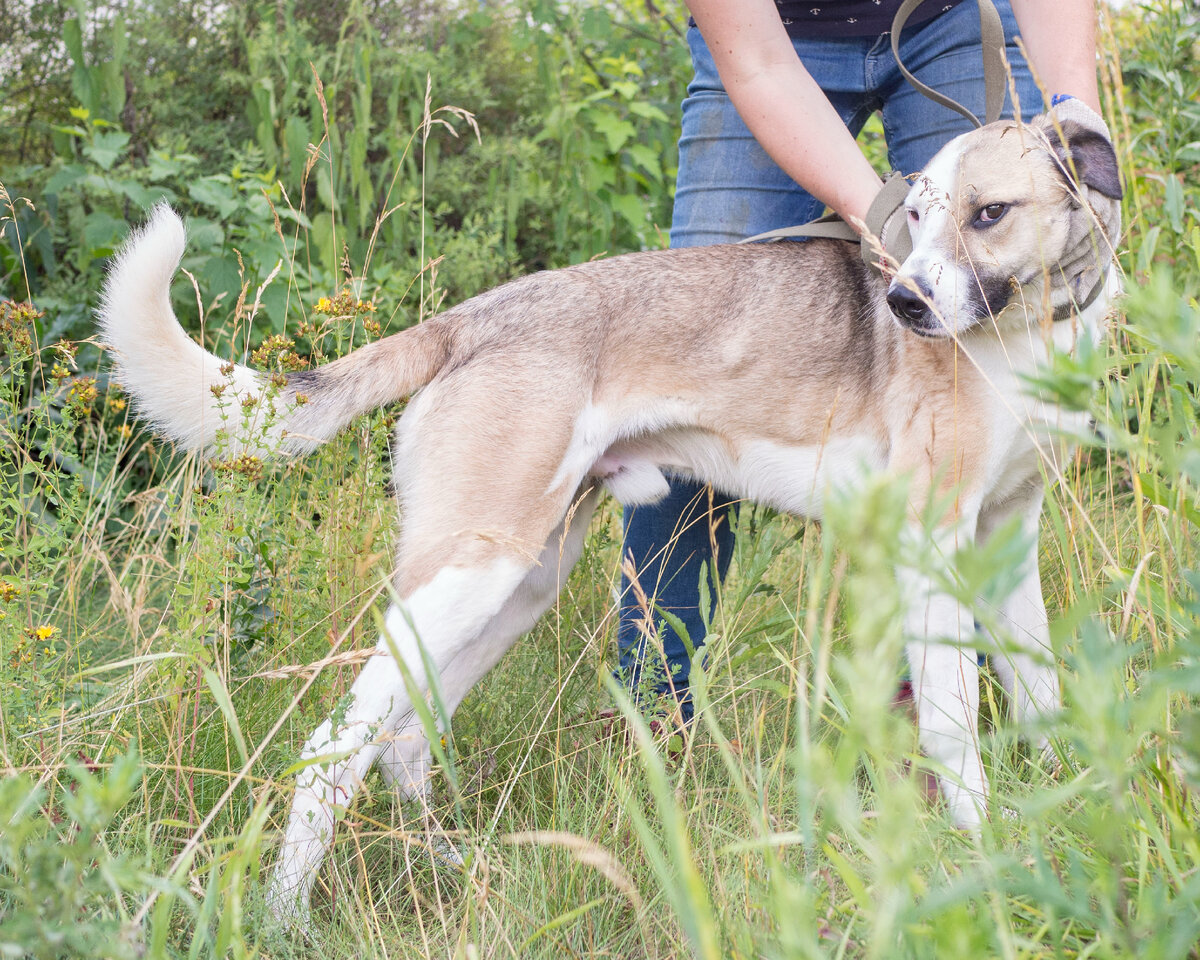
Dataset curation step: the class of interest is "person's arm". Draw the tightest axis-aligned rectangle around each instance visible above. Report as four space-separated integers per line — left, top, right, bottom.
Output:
1009 0 1101 112
686 0 883 230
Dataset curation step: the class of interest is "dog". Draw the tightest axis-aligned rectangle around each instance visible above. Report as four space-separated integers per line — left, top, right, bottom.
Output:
99 109 1121 920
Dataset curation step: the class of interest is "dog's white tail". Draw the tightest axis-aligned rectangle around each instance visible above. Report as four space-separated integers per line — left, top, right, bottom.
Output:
100 205 450 457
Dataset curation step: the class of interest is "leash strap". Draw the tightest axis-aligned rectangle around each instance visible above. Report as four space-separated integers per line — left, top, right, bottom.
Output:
740 213 859 245
890 0 1008 129
740 171 913 275
742 0 1007 259
1051 274 1107 320
858 171 914 268
1019 269 1109 323
738 0 1107 321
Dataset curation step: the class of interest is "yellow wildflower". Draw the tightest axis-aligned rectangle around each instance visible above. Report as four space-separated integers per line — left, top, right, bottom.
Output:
35 625 55 641
67 377 99 418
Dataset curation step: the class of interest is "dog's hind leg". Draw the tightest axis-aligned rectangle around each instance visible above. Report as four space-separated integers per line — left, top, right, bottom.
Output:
376 484 602 801
266 554 535 920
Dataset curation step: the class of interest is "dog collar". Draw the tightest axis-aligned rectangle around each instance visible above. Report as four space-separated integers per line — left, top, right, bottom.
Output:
1003 266 1104 326
1011 267 1109 324
1052 271 1108 321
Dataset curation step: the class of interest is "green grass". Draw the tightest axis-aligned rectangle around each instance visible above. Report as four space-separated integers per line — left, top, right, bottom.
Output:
2 2 1200 957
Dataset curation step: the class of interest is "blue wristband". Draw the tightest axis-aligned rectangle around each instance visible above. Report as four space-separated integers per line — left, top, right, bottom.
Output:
1050 93 1075 107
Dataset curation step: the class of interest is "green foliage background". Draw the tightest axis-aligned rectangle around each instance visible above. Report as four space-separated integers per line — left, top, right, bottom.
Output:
1 1 1199 958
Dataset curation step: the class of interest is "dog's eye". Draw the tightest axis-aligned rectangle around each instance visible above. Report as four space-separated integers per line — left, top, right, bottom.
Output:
906 208 920 227
975 203 1007 225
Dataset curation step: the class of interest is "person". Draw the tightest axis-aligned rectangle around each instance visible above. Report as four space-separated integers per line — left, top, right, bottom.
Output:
616 0 1107 725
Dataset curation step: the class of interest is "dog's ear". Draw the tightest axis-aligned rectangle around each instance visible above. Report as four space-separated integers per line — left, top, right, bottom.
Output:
1042 118 1124 200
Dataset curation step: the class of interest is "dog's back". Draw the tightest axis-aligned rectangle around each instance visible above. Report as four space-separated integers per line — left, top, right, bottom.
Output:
102 209 894 466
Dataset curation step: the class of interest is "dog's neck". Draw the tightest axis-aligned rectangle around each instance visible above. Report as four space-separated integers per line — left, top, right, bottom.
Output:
1018 215 1117 324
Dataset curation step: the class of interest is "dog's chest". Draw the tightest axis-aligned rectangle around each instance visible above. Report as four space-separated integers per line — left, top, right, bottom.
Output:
972 335 1093 508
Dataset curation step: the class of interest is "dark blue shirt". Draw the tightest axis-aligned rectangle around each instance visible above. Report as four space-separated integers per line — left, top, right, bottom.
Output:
775 0 963 38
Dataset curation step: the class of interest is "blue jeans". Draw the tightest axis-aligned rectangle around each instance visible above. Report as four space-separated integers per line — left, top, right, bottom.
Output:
617 0 1041 721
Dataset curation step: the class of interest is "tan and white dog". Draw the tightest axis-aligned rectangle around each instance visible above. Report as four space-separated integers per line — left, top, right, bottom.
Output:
99 110 1121 919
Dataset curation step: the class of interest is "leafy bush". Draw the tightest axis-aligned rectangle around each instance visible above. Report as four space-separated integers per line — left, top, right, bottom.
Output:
0 752 156 960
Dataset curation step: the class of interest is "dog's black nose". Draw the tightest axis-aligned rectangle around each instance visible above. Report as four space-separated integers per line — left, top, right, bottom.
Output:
886 281 931 325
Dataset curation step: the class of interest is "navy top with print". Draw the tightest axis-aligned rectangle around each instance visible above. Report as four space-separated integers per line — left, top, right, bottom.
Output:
775 0 963 38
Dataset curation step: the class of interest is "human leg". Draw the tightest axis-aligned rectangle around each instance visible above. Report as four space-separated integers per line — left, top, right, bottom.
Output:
618 25 878 716
618 481 736 722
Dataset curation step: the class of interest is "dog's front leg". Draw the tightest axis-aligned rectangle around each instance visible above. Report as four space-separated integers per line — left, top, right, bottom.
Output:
978 487 1059 744
900 527 986 829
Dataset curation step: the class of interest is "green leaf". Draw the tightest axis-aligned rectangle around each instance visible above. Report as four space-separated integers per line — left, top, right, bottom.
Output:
1139 472 1200 528
112 179 158 208
199 256 243 305
590 112 635 153
44 164 88 195
83 212 126 256
188 177 241 219
83 130 131 171
628 101 670 123
184 217 225 252
63 17 84 63
609 192 645 232
627 142 662 180
1165 173 1185 234
146 151 198 182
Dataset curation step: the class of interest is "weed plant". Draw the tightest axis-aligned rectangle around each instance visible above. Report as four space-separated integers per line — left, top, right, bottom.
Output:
1 1 1199 957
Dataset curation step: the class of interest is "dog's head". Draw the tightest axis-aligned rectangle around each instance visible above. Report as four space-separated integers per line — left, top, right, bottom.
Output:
886 114 1123 338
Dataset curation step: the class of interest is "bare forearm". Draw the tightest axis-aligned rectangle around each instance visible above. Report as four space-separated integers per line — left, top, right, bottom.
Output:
686 0 882 227
1009 0 1101 112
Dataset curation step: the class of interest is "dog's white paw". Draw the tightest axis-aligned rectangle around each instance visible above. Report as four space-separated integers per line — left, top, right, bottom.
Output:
378 735 433 802
1036 737 1064 775
264 875 311 930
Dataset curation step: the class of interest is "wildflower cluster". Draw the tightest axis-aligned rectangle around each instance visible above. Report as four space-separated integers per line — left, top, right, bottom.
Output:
50 341 79 384
250 334 309 373
0 300 40 357
6 626 56 670
0 581 19 604
7 639 32 670
66 376 99 419
212 453 265 482
314 289 381 338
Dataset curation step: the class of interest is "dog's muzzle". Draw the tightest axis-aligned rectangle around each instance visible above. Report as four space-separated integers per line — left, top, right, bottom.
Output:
886 278 942 337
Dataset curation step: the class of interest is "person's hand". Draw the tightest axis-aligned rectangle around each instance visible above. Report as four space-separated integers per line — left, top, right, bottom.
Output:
1046 95 1112 143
